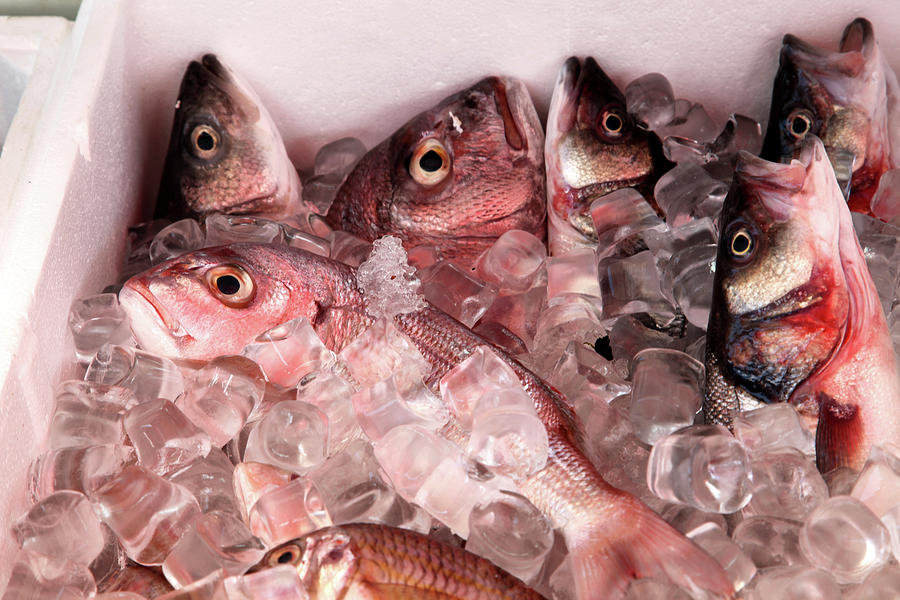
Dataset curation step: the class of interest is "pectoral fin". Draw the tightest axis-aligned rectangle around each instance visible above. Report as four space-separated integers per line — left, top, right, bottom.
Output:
816 392 865 472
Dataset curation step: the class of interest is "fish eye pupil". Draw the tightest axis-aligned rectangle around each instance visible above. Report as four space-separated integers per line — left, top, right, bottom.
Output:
277 550 294 564
196 130 216 151
731 231 752 255
789 114 810 137
604 113 622 132
216 274 241 295
419 150 444 173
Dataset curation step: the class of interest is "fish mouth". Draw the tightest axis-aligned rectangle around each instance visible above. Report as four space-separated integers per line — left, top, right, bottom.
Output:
185 54 234 88
489 77 541 156
119 280 184 339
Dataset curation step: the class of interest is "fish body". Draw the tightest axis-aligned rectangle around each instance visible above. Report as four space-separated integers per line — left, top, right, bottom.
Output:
545 57 670 254
760 18 900 215
704 137 900 472
120 243 732 600
254 523 544 599
324 77 546 267
155 54 303 221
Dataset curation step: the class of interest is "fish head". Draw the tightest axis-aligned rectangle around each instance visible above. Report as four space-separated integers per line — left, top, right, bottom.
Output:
118 244 347 360
706 137 850 410
156 54 301 220
760 18 895 209
326 76 546 266
253 531 359 599
545 57 667 252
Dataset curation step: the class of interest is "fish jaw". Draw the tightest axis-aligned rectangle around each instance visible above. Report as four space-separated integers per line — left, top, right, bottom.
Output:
760 18 899 214
325 76 546 267
544 57 666 255
156 54 303 221
706 137 900 471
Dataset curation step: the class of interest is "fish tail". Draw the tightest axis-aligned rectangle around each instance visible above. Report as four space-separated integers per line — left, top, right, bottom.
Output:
567 505 734 599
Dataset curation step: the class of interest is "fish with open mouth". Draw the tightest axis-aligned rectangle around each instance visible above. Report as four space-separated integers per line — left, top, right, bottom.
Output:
251 523 544 599
155 54 304 221
119 244 733 600
545 57 670 254
704 136 900 473
760 17 900 216
324 77 546 268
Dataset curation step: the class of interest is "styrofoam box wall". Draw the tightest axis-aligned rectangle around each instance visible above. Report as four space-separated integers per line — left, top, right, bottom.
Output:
0 0 897 583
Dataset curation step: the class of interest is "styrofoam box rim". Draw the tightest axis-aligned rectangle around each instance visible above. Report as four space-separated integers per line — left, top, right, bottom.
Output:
3 0 900 588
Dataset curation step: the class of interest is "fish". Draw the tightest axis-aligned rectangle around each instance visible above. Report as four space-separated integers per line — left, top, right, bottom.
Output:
119 243 734 600
545 57 670 254
155 54 304 221
324 77 546 267
704 136 900 473
251 523 545 599
760 17 900 216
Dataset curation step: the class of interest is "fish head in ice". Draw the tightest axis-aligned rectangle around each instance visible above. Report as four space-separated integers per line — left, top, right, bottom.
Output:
156 54 301 220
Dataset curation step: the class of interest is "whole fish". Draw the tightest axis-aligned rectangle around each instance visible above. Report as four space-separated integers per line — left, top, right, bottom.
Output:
760 17 900 216
704 136 900 472
155 54 304 221
324 77 546 267
119 244 733 599
545 57 669 254
252 523 544 599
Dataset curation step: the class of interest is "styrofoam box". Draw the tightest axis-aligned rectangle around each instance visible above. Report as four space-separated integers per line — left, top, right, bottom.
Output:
0 0 898 583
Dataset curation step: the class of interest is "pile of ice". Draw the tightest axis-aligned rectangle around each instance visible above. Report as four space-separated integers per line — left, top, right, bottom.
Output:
8 83 900 599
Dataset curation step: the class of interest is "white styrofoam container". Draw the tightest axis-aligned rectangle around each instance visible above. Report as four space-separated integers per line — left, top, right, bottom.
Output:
1 0 899 585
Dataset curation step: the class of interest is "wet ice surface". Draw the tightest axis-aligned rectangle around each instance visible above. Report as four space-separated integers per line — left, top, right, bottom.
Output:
12 90 900 600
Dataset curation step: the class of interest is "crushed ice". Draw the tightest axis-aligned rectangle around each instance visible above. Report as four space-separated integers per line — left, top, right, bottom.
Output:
355 235 425 318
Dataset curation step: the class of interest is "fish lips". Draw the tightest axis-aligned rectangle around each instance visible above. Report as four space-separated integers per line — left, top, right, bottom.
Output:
119 280 193 356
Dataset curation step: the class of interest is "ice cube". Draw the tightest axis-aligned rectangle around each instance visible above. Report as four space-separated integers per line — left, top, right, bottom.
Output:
353 370 449 441
664 243 717 328
161 511 264 588
241 317 335 387
327 230 373 267
624 578 692 600
851 212 900 315
653 163 728 227
149 218 205 264
599 251 677 322
589 188 664 261
124 399 212 476
301 172 344 215
49 382 133 449
467 389 548 480
12 491 105 566
546 248 602 303
629 348 703 445
178 356 266 447
355 235 425 319
69 294 135 364
743 448 828 521
91 464 201 565
249 477 331 547
243 401 329 474
870 168 900 224
846 565 900 600
420 260 498 327
314 136 366 176
282 226 330 257
655 100 717 143
625 73 675 131
732 403 815 457
339 317 430 388
166 449 240 516
204 213 284 246
547 340 630 401
296 371 359 455
643 217 717 262
685 523 756 592
1 550 96 600
373 425 460 501
155 570 222 600
85 345 185 405
732 516 805 568
647 424 753 513
531 300 604 374
222 566 306 600
29 445 136 501
824 466 859 497
659 502 726 535
474 230 547 293
799 495 891 584
406 243 442 269
438 345 520 429
466 491 553 583
476 284 546 350
741 565 840 600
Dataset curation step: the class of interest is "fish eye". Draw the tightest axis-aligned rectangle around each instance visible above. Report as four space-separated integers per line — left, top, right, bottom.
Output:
189 124 221 159
409 139 451 186
786 109 813 140
268 543 302 567
729 227 755 260
600 110 624 136
205 264 256 308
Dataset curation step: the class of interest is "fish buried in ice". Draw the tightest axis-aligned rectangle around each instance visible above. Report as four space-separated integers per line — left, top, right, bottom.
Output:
704 136 900 472
120 243 733 600
760 17 900 216
252 523 544 599
545 57 670 254
324 77 546 267
155 54 303 221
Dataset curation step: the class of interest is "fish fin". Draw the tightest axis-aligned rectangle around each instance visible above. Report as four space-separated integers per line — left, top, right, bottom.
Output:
816 391 864 472
569 505 734 599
